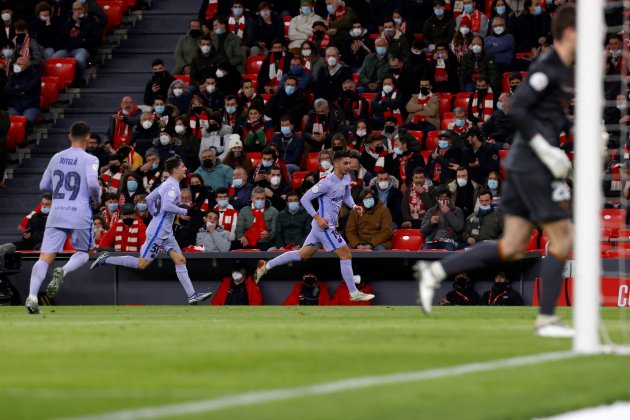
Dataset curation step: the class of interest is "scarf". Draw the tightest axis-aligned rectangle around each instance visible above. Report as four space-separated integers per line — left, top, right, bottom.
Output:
268 53 285 87
113 106 138 149
381 90 401 120
312 115 326 135
113 219 142 252
471 88 493 122
214 205 238 233
308 33 330 49
397 152 412 185
319 165 333 181
334 6 347 20
434 57 448 81
302 57 312 71
204 0 218 21
222 111 237 127
432 147 448 182
452 120 471 135
351 98 364 119
189 112 209 139
101 168 123 193
408 185 428 220
228 15 245 39
143 169 160 192
368 148 389 173
14 34 30 60
245 206 268 246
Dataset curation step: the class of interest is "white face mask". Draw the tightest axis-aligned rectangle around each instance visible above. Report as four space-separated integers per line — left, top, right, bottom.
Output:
12 64 21 74
350 28 362 37
1 12 11 22
206 84 216 93
327 56 337 67
459 26 470 35
216 69 226 78
471 45 482 54
159 135 170 145
232 271 244 282
320 160 332 170
356 129 367 137
456 178 468 187
270 176 281 186
174 125 185 134
141 120 153 129
378 181 389 190
200 45 211 54
173 88 184 97
302 49 312 57
382 85 393 94
493 26 505 35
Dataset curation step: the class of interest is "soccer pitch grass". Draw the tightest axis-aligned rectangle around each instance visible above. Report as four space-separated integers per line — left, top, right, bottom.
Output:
1 306 629 420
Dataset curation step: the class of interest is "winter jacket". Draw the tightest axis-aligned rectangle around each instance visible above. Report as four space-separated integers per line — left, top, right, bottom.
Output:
359 53 390 86
283 280 330 305
195 161 234 191
235 200 279 241
315 64 354 102
274 207 312 248
196 226 234 252
212 277 263 306
345 200 393 249
422 15 455 47
420 202 465 243
58 15 100 51
447 179 482 218
369 176 403 227
173 32 203 74
459 50 500 92
212 31 245 73
405 93 440 129
302 107 348 151
4 65 41 112
288 12 325 50
190 49 222 86
462 207 504 243
484 33 515 67
271 133 304 167
229 182 254 211
264 89 310 129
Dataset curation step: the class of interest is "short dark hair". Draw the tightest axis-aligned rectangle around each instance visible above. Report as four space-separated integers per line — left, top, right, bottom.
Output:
70 121 91 139
269 166 281 173
262 147 276 158
42 193 53 201
436 185 451 197
151 58 164 67
280 115 292 123
478 189 493 200
216 187 229 196
286 190 299 200
165 155 183 174
476 76 489 85
200 34 212 42
285 75 298 84
333 150 351 161
90 133 102 144
189 173 204 185
224 94 237 102
552 3 575 41
413 167 425 176
103 193 117 202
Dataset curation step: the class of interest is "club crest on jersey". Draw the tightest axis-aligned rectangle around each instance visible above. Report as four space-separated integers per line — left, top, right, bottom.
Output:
168 189 176 198
312 185 319 193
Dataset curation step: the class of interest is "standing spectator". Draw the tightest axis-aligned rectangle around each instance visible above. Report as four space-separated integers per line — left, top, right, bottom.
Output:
190 35 221 86
229 167 254 211
485 16 515 75
234 187 279 250
195 148 234 191
275 192 312 249
212 261 263 305
480 272 524 306
173 19 204 75
225 0 257 56
455 0 489 38
288 0 324 53
0 193 51 252
212 15 245 73
405 77 440 133
447 166 482 218
264 76 310 130
462 127 500 185
283 267 331 306
345 189 393 250
0 106 8 188
257 40 293 95
253 3 284 57
462 189 503 246
460 36 499 92
52 1 100 77
481 92 515 150
4 56 40 127
196 210 234 252
339 20 373 71
380 17 409 58
144 59 175 106
426 130 462 185
421 185 464 251
467 76 495 126
324 0 357 46
302 98 347 152
271 116 304 174
401 168 436 229
358 37 389 93
423 0 455 50
439 273 480 306
108 96 141 150
315 47 353 102
370 170 403 228
514 0 551 54
98 203 147 252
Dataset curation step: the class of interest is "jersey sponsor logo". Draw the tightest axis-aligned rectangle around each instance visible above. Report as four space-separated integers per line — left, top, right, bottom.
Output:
529 72 549 92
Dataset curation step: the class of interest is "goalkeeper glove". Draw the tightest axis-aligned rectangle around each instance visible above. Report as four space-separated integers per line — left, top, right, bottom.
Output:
529 134 572 179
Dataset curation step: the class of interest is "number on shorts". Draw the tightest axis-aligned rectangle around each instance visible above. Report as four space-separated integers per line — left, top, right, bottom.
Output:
153 196 162 217
150 243 160 257
52 170 81 200
551 181 571 203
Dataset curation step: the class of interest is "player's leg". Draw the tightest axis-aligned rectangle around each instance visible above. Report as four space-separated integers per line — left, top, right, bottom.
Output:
535 218 575 338
254 239 319 282
332 245 374 302
26 228 65 314
92 237 157 270
48 228 94 298
416 215 533 314
165 239 212 304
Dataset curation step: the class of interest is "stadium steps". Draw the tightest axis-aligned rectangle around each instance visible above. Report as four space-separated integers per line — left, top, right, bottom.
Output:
0 0 196 241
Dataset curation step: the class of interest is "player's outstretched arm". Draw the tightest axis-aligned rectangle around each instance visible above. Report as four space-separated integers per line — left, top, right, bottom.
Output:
39 159 53 192
87 157 102 206
300 186 319 217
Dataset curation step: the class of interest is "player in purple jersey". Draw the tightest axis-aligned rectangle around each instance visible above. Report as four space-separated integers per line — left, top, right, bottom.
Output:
90 156 212 304
254 151 375 302
26 122 102 314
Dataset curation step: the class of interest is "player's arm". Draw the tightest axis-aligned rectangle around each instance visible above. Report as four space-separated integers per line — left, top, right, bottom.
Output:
145 187 159 213
39 158 54 192
161 188 189 216
343 185 363 215
87 157 102 206
300 181 329 228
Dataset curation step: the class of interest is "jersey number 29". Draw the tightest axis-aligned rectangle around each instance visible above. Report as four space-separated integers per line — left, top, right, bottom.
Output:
53 170 81 200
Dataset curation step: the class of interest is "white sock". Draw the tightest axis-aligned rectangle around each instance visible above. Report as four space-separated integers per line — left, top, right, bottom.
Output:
431 262 447 282
29 260 49 297
175 264 195 297
62 251 89 274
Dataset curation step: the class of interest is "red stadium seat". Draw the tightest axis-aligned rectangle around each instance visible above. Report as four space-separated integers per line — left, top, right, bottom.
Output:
40 76 60 108
601 228 618 239
407 130 423 143
97 1 123 35
453 92 470 110
515 52 534 60
615 229 630 249
392 229 424 251
420 150 431 165
260 93 272 103
424 130 439 151
8 116 27 152
283 16 291 38
502 71 527 93
605 249 630 258
249 152 262 167
361 92 376 102
413 33 424 41
291 171 309 190
352 73 360 84
174 74 191 85
246 55 265 74
498 150 509 160
435 92 453 115
305 152 319 172
440 112 454 130
601 209 627 229
46 58 76 89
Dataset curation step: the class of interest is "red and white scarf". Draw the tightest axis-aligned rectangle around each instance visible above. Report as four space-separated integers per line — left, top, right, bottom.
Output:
228 15 245 40
308 33 330 49
268 53 285 87
434 57 449 81
451 120 471 135
13 33 31 60
471 88 493 122
101 168 124 193
245 207 268 246
432 147 448 182
143 170 160 192
189 112 209 139
462 10 482 34
368 148 389 174
204 0 218 21
113 219 142 252
113 106 138 149
397 152 411 185
381 90 401 120
214 205 238 235
408 186 428 220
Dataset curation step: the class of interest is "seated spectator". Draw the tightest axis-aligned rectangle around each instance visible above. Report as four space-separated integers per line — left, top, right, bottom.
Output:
212 261 263 305
275 191 312 250
382 117 420 152
249 147 284 187
0 6 15 47
195 147 234 191
450 17 474 64
257 39 293 95
0 193 50 253
196 210 234 252
463 127 500 185
604 93 630 147
153 132 186 165
134 194 152 226
455 0 489 38
190 34 221 86
448 166 481 218
237 78 265 118
262 166 289 211
12 20 42 70
324 0 357 45
100 154 125 194
5 56 40 127
263 142 292 182
299 40 325 80
144 59 175 106
485 16 515 75
332 275 374 306
387 137 425 190
370 170 403 228
132 112 160 157
303 98 347 152
173 19 204 75
338 78 369 131
607 33 625 75
392 9 413 43
199 75 225 112
283 267 330 305
490 0 515 33
358 37 390 93
460 36 499 92
211 16 245 73
152 95 176 135
225 0 257 55
28 2 60 60
485 171 502 205
405 40 428 87
421 185 464 251
359 133 387 176
87 133 109 168
401 168 436 229
312 148 334 181
514 0 550 54
426 130 462 185
234 186 279 250
380 17 409 58
271 116 304 174
136 148 163 193
216 60 242 98
253 3 284 57
279 56 312 92
331 132 349 152
189 173 213 212
173 189 204 249
108 96 141 150
388 55 417 104
240 106 273 152
229 167 254 211
507 71 522 93
439 273 480 306
98 203 147 252
371 75 405 129
93 215 108 244
309 20 330 57
462 189 503 246
52 1 99 77
167 79 193 115
422 0 455 51
340 20 373 71
348 151 370 193
346 189 393 250
405 77 440 133
480 271 524 306
288 0 324 54
315 46 353 103
347 118 370 150
101 192 120 227
199 114 229 161
213 187 239 238
427 41 459 94
481 92 515 150
467 76 495 127
174 116 200 170
222 134 253 172
264 75 310 130
447 107 473 137
117 171 145 206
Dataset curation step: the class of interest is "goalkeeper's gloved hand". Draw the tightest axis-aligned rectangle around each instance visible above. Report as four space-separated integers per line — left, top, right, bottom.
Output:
529 134 572 179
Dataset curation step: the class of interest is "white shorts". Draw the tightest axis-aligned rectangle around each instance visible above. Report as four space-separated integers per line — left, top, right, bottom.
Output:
140 233 182 261
40 227 94 253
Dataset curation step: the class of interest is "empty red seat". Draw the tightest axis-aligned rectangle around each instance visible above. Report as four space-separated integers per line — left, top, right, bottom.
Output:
97 1 123 34
283 16 291 37
392 229 424 251
260 93 272 103
440 112 454 130
40 76 60 109
601 208 627 229
420 150 431 165
291 171 309 190
174 74 191 85
435 92 453 115
352 73 360 84
424 130 439 151
305 152 320 172
453 92 470 110
246 55 265 74
46 58 76 89
8 116 27 152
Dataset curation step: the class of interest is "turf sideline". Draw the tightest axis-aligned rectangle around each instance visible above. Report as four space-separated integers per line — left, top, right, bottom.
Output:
58 350 579 420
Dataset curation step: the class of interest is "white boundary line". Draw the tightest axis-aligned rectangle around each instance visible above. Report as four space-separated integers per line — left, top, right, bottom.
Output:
57 350 579 420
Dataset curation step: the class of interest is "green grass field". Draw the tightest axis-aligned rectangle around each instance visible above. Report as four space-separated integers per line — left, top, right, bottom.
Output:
1 306 629 420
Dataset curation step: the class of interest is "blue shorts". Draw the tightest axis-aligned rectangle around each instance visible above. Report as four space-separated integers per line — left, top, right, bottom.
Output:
40 227 94 253
304 226 347 252
140 234 181 261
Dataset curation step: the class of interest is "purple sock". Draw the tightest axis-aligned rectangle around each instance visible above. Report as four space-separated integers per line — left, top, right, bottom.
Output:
63 252 89 274
266 250 301 270
105 256 139 268
175 264 195 297
29 260 49 296
340 260 358 294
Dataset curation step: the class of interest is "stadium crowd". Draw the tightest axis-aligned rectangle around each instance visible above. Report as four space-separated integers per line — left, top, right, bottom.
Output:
0 0 629 262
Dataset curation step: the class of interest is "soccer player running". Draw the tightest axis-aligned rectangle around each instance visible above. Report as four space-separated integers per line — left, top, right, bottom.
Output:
91 156 212 305
416 4 576 338
26 122 102 314
254 151 375 302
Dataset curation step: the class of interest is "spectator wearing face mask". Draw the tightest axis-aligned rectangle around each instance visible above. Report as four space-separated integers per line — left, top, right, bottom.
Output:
309 149 334 182
299 40 325 81
173 116 200 170
211 16 245 73
274 191 311 250
450 16 474 64
195 147 233 192
173 189 205 249
324 0 357 46
199 114 228 162
117 171 145 206
480 272 524 306
11 20 42 70
264 76 310 130
92 215 109 245
462 189 503 246
100 154 126 194
4 56 40 127
190 34 221 86
229 167 254 211
380 17 409 58
460 36 499 93
481 92 515 150
136 148 163 193
166 79 193 115
234 187 278 250
462 127 500 185
222 134 252 171
240 106 273 153
303 98 347 152
421 185 464 251
212 261 263 305
360 134 387 176
338 79 369 130
0 7 15 47
108 96 141 150
279 56 312 92
213 187 239 237
401 168 437 229
427 41 459 94
98 203 147 252
448 107 473 137
447 166 481 218
283 267 331 306
426 130 463 185
406 78 440 133
257 40 293 95
188 173 213 212
467 77 495 127
308 20 330 56
422 0 455 51
315 46 353 103
358 37 390 93
439 273 480 306
455 0 489 38
154 132 187 165
386 137 425 190
371 75 405 129
0 193 51 253
484 16 515 76
152 96 177 135
196 210 234 253
262 166 289 211
132 112 160 157
370 170 403 229
514 0 551 54
340 20 373 71
199 76 224 112
173 19 204 75
271 116 304 174
346 189 393 250
288 0 324 54
253 3 284 57
101 193 121 227
134 194 152 226
144 59 175 106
